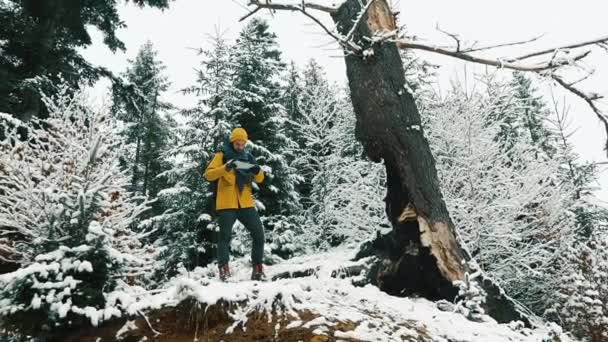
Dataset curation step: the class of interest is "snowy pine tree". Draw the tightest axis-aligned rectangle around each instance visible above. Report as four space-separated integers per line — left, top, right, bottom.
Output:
546 96 608 240
142 31 236 280
0 89 153 337
229 18 300 216
546 235 608 342
423 75 579 312
510 72 555 156
283 62 388 250
228 18 302 258
111 41 173 210
282 61 305 149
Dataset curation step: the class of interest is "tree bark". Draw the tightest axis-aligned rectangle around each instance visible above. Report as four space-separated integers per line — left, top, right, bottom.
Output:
332 0 531 324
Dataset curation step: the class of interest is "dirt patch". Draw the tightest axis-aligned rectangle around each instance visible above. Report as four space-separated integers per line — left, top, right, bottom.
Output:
58 298 428 341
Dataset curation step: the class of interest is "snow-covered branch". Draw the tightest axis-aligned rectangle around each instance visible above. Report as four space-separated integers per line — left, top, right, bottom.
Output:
240 0 608 152
550 73 608 150
246 0 345 14
243 0 361 53
508 35 608 62
394 39 593 72
390 33 608 151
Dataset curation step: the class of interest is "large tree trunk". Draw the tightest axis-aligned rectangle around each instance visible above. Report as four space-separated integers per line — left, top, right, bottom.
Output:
331 0 531 324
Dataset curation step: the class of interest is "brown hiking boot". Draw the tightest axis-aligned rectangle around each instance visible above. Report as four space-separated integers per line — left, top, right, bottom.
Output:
251 263 266 281
219 263 231 282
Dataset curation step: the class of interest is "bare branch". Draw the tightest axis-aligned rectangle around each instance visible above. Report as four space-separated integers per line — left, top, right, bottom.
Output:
241 0 608 152
435 24 462 52
239 6 262 22
394 39 591 72
462 34 544 53
246 0 345 13
245 0 361 53
509 35 608 61
567 71 595 87
552 73 608 150
299 8 361 52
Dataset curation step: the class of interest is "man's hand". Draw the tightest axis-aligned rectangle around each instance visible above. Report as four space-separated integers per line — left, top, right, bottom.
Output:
225 160 237 171
250 165 261 174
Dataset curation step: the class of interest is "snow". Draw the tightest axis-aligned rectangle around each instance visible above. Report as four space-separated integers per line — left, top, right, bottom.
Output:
158 185 191 197
114 248 567 341
78 261 93 273
285 320 303 329
197 213 212 222
31 294 42 309
116 320 138 339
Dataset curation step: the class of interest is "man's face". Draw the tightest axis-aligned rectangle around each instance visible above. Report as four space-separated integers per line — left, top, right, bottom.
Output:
232 139 246 152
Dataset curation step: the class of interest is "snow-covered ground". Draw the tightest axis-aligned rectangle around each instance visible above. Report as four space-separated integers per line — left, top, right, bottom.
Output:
116 248 570 341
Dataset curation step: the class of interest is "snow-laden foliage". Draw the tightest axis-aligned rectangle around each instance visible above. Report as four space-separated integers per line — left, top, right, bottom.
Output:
282 61 388 251
454 272 490 323
308 103 389 248
111 41 173 204
229 18 302 217
148 21 305 275
0 90 153 336
103 249 570 342
546 235 608 341
423 76 579 312
143 31 235 280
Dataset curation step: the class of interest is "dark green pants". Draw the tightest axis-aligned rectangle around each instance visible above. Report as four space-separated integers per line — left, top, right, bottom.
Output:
217 207 264 265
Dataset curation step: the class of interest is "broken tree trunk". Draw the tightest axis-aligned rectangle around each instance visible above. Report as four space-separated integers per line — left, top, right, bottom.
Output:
331 0 531 324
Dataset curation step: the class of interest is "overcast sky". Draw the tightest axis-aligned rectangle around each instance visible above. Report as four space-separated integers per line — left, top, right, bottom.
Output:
82 0 608 201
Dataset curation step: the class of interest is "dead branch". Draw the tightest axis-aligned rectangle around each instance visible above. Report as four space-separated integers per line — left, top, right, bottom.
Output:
567 70 595 87
239 6 262 22
244 0 362 52
246 0 345 14
462 34 544 53
394 39 592 72
508 35 608 62
551 73 608 150
435 24 462 52
241 0 608 152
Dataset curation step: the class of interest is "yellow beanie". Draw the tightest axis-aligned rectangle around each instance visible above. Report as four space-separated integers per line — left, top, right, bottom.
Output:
230 127 248 142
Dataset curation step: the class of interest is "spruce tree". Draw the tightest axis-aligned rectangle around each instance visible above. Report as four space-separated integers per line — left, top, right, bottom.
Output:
0 0 171 122
510 72 555 156
547 236 608 341
546 97 608 240
424 77 579 313
111 41 172 207
214 19 304 259
282 61 305 149
143 32 235 279
0 90 152 338
229 18 301 220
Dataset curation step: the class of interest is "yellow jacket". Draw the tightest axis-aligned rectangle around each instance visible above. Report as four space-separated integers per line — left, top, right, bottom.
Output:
204 152 265 210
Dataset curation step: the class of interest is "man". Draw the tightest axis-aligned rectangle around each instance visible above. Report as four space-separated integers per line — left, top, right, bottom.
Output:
204 127 266 281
